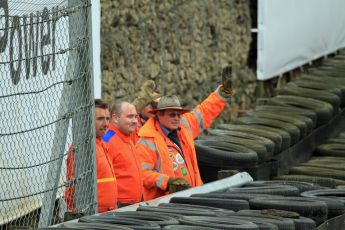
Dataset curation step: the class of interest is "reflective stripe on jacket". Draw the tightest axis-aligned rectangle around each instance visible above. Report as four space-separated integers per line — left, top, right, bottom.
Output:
136 91 227 200
65 138 118 213
103 123 143 203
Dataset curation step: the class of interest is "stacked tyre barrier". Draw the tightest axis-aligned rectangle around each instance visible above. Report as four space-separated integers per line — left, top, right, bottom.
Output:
196 53 345 182
276 131 345 188
46 180 345 229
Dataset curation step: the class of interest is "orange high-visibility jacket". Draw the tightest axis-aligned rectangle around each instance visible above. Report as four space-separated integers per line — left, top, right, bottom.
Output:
136 91 227 200
131 116 147 144
65 138 118 213
103 123 144 203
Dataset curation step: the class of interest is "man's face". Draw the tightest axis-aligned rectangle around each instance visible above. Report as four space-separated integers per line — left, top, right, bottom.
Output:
141 104 155 119
113 102 138 136
95 108 110 138
157 109 181 131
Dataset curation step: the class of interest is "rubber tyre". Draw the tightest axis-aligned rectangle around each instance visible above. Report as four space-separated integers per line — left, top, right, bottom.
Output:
236 209 316 230
158 202 229 211
234 116 300 145
268 95 334 126
248 125 292 151
301 74 345 84
301 189 345 202
252 110 314 134
78 216 161 229
206 129 274 161
309 69 345 78
178 216 259 230
227 184 300 196
273 174 337 188
301 189 345 218
195 140 258 167
60 222 134 229
327 138 345 144
216 124 283 154
274 86 341 111
249 196 328 225
244 180 322 193
299 162 345 171
309 156 345 164
169 196 250 211
288 80 343 98
245 111 310 138
219 215 279 230
198 135 270 163
314 143 345 157
162 225 219 230
137 205 218 216
218 211 295 230
289 166 345 180
255 105 317 127
287 80 344 107
101 211 179 226
191 192 280 202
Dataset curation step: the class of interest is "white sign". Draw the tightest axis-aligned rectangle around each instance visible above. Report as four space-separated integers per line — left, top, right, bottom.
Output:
0 0 99 224
91 0 101 98
257 0 345 80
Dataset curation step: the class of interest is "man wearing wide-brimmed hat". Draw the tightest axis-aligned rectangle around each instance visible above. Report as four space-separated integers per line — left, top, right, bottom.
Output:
136 67 235 201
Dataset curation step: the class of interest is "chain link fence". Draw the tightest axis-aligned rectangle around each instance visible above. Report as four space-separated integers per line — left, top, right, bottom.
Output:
0 0 96 228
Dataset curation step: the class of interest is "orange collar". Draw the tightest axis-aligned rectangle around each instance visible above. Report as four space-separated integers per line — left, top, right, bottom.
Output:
108 122 132 143
138 118 161 138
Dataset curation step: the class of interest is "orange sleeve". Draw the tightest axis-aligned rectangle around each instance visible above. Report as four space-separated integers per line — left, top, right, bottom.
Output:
65 147 75 211
181 90 227 138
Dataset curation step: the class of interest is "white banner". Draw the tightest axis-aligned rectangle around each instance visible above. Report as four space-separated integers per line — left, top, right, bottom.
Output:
0 0 99 224
257 0 345 80
91 0 101 98
0 1 69 223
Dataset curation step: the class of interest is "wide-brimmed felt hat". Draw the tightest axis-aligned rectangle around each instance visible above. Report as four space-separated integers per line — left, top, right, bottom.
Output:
150 95 190 114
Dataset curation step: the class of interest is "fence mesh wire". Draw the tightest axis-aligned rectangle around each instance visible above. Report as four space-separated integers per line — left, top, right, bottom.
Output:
0 0 96 228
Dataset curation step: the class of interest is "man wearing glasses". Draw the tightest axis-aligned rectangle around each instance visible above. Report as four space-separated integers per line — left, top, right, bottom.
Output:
136 67 234 200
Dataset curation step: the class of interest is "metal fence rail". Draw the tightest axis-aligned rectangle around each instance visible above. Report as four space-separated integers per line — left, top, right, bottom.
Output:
0 0 96 228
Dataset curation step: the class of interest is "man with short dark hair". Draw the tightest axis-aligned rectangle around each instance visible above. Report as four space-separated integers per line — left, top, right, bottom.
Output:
102 101 144 207
65 99 118 213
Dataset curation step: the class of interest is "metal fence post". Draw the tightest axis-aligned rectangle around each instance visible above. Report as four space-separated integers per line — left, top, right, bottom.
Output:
68 0 97 215
38 0 96 227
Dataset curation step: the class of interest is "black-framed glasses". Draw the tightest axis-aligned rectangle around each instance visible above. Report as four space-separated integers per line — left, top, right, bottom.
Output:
167 112 181 118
